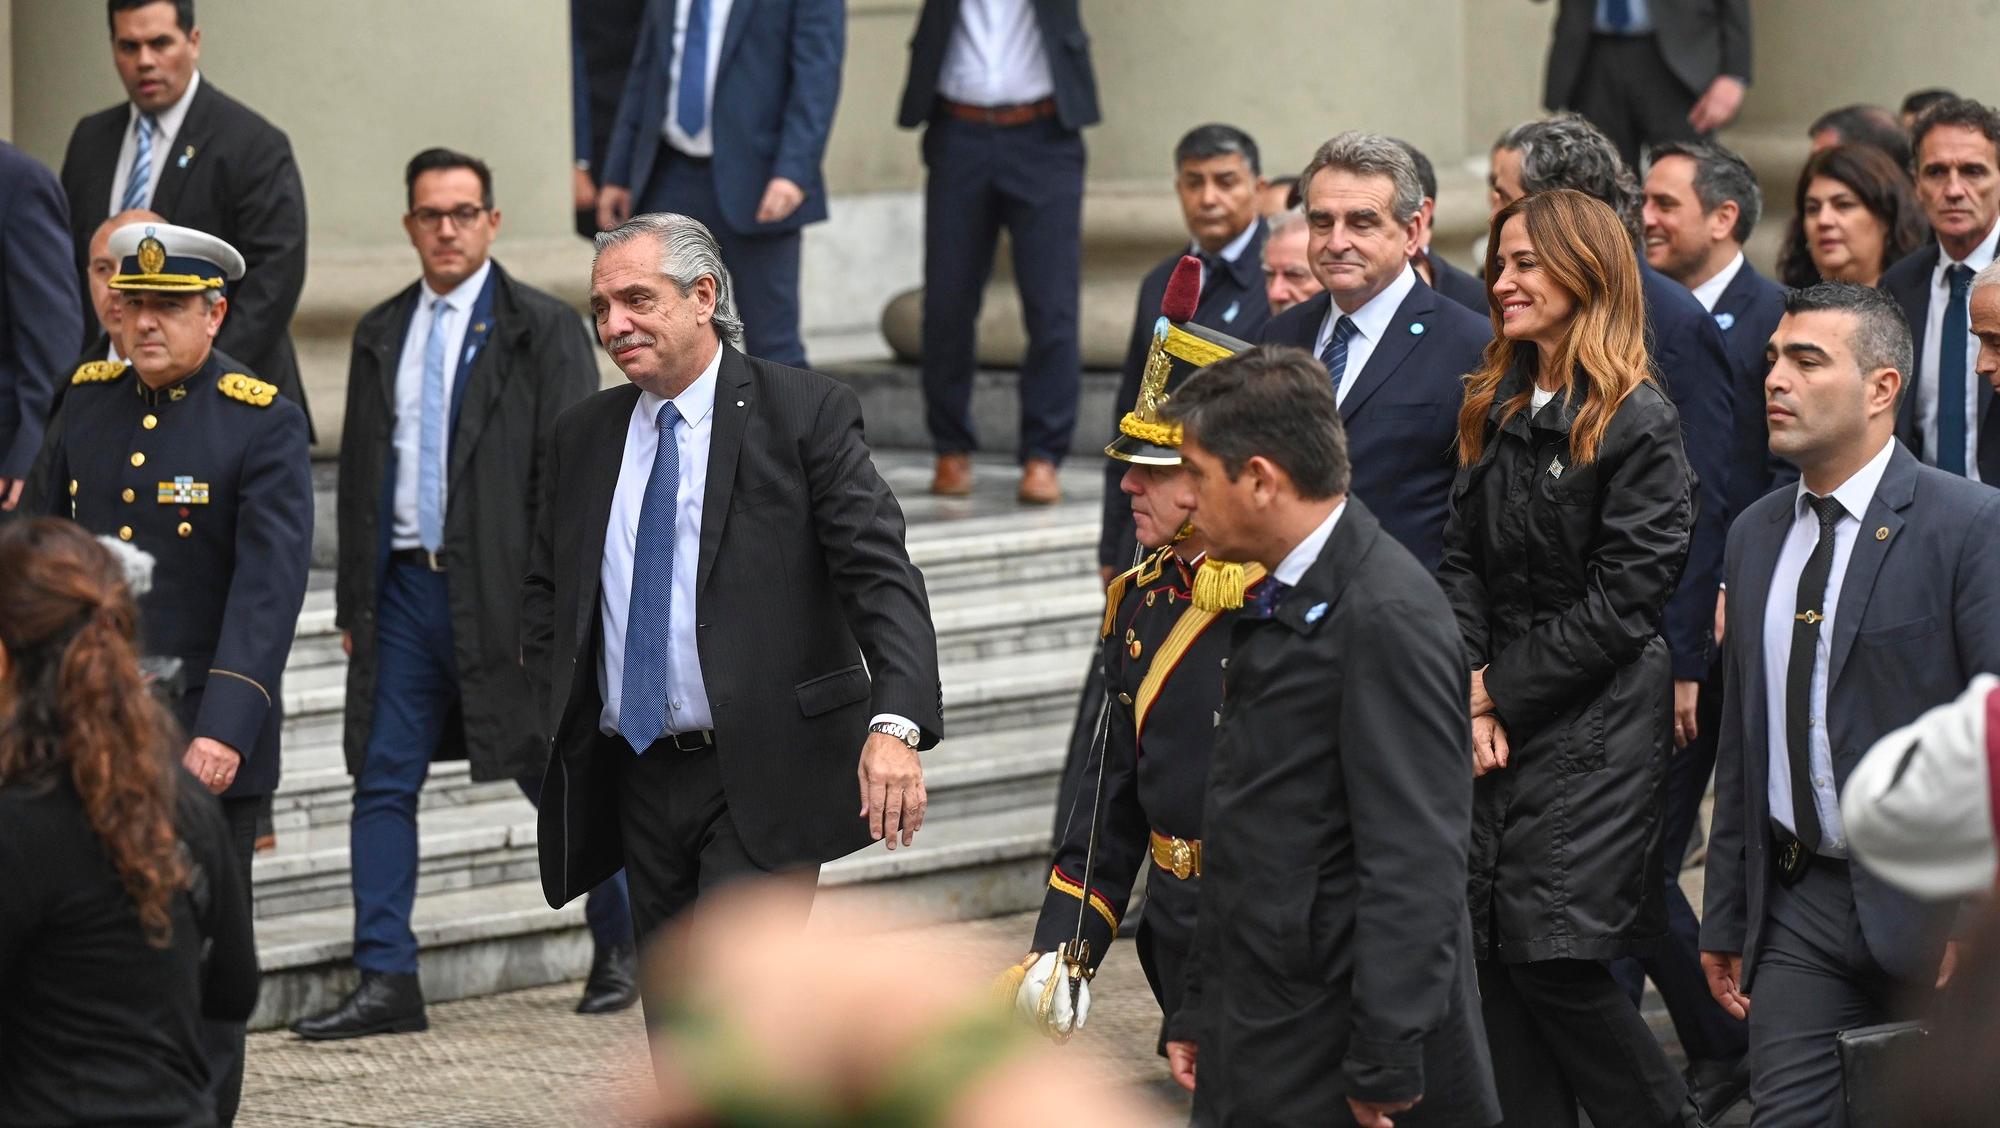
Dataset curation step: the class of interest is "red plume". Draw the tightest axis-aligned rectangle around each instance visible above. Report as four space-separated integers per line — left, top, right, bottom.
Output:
1160 255 1203 323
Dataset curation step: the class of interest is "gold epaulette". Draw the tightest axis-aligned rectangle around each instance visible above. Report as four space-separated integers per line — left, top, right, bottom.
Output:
71 359 127 386
1100 544 1176 638
217 372 278 407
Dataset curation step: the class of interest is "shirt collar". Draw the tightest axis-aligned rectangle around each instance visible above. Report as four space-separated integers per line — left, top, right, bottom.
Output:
1272 500 1347 587
421 257 493 313
1325 262 1418 345
1935 218 2000 281
1795 437 1896 524
1689 250 1745 313
131 70 201 137
638 340 724 432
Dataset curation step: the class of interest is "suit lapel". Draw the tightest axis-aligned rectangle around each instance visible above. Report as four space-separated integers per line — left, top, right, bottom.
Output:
1271 499 1374 636
1828 447 1918 687
1732 497 1794 803
446 267 506 487
1278 293 1331 351
1339 283 1435 422
573 387 643 644
697 346 752 595
1890 249 1938 448
147 81 214 217
370 285 422 414
717 0 758 72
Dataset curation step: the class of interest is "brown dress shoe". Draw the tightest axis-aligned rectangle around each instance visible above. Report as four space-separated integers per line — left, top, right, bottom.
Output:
1018 458 1061 505
930 453 973 496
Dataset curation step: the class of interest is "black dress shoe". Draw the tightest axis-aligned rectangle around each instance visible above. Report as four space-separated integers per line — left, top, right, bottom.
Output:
291 970 428 1040
577 944 639 1015
1686 1054 1751 1122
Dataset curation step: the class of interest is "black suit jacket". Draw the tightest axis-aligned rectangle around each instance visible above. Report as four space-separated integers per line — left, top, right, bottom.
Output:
1702 444 2000 987
1709 259 1793 521
1545 0 1752 108
1171 499 1499 1125
524 345 945 907
1425 249 1489 316
1880 243 2000 474
897 0 1100 130
0 141 79 479
60 80 311 435
1258 280 1490 572
1098 232 1271 568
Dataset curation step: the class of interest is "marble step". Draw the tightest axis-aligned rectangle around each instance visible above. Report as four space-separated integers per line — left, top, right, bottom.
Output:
248 803 1057 1031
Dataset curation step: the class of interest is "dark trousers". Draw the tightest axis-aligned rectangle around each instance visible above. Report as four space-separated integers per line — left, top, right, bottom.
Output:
352 559 631 973
919 113 1085 464
1747 859 1914 1128
1610 667 1749 1064
1569 34 1702 172
637 151 805 368
201 794 260 1126
1478 958 1687 1128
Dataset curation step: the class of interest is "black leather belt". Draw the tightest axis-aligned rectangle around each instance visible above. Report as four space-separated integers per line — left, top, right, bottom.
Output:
657 729 714 752
390 547 445 573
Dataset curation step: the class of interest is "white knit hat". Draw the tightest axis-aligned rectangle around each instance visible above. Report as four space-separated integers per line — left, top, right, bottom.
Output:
1843 674 2000 899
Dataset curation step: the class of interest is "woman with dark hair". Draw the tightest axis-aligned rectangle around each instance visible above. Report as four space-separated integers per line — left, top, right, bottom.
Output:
1779 143 1929 288
0 519 258 1127
1441 189 1698 1128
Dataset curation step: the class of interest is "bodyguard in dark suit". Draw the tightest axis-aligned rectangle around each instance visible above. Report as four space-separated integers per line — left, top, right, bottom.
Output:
1701 283 2000 1126
524 214 943 958
1099 125 1271 568
1542 0 1753 170
61 0 311 437
595 0 841 369
295 151 611 1042
1158 347 1498 1128
0 142 80 512
1258 132 1489 573
1879 97 2000 483
899 0 1099 503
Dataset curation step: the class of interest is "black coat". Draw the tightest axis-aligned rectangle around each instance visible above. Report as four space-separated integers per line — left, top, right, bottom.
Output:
1709 259 1794 522
1425 249 1490 316
1440 368 1694 962
0 141 79 480
524 346 944 907
1880 242 2000 478
60 81 312 437
335 262 599 783
1544 0 1752 108
897 0 1100 130
1171 500 1498 1125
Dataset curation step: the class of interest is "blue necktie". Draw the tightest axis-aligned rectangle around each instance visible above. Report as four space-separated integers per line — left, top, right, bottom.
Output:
676 0 713 138
1599 0 1633 33
620 401 685 754
1319 316 1359 401
417 298 450 553
1243 578 1293 620
122 114 157 211
1940 263 1973 476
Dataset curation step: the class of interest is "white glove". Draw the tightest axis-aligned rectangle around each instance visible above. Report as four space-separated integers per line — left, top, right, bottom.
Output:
1014 950 1091 1039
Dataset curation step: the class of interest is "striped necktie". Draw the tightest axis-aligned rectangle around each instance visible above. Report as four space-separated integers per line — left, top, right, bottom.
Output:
122 114 158 211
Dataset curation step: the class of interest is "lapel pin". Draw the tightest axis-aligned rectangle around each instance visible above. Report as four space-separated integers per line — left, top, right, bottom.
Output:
1876 526 1890 541
1223 300 1241 323
1715 311 1736 331
735 400 745 407
1304 602 1328 624
177 144 195 169
473 321 487 334
1410 322 1425 335
1549 456 1566 478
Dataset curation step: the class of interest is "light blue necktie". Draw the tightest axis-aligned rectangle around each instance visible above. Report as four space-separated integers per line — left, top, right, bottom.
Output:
1940 264 1972 476
417 297 449 552
620 401 684 754
1319 315 1359 400
676 0 713 138
122 114 157 211
1599 0 1633 33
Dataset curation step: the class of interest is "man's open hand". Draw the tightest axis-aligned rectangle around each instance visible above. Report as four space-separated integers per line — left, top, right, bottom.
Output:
858 730 925 850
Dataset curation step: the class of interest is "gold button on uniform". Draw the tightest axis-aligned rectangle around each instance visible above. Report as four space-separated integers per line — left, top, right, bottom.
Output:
121 488 135 503
68 479 78 496
177 522 192 538
117 526 132 541
130 452 145 467
142 414 158 430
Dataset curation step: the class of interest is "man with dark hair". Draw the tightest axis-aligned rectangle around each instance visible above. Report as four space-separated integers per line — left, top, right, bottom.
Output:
0 143 80 516
1158 345 1498 1127
1880 96 2000 483
1902 88 1957 131
61 0 312 438
1540 0 1752 170
1389 136 1487 313
1258 131 1489 573
1259 173 1299 218
1702 281 2000 1124
1808 103 1912 168
297 150 607 1040
1493 112 1735 794
899 0 1098 504
1098 124 1270 571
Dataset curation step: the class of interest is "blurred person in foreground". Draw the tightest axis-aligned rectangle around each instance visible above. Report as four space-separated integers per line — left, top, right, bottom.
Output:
1160 346 1499 1127
0 142 80 515
1777 144 1927 290
1441 189 1701 1128
0 518 258 1127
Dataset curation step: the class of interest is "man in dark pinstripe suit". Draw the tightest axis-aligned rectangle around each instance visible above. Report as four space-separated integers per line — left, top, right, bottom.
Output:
523 213 945 957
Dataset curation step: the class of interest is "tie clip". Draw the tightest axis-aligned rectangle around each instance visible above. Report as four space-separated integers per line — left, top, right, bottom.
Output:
1795 610 1824 624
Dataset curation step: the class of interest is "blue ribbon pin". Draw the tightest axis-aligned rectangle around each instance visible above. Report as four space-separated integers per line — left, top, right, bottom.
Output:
1715 311 1735 331
1409 322 1425 335
1304 601 1328 623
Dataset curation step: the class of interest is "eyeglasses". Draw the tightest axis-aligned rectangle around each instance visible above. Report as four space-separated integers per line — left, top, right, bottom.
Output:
410 205 488 230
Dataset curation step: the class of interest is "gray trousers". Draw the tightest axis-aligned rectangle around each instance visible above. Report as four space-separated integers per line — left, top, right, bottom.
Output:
1747 858 1916 1127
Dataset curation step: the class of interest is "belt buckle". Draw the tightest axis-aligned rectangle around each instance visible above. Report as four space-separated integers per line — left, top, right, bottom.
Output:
423 549 445 573
1774 835 1811 886
1169 837 1195 880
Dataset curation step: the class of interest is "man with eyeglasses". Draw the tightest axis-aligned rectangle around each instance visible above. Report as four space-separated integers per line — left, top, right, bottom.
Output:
296 148 606 1040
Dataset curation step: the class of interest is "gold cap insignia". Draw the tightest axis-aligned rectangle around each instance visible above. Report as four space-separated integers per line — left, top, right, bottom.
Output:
137 235 167 275
217 372 278 407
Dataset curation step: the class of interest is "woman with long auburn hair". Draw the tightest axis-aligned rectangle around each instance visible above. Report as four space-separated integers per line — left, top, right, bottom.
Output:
0 519 258 1127
1440 189 1701 1128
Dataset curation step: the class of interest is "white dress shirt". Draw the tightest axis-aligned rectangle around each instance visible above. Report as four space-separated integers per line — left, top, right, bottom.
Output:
107 71 201 216
1272 501 1349 587
1917 222 1998 482
1761 437 1896 857
389 259 491 550
1312 263 1418 407
597 344 918 742
1688 250 1744 314
936 0 1054 107
660 0 736 157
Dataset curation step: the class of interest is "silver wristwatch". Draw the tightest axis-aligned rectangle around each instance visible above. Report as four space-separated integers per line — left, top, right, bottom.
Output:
869 721 921 748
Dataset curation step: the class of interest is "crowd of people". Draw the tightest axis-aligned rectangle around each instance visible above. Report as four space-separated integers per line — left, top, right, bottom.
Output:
2 1 2000 1127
